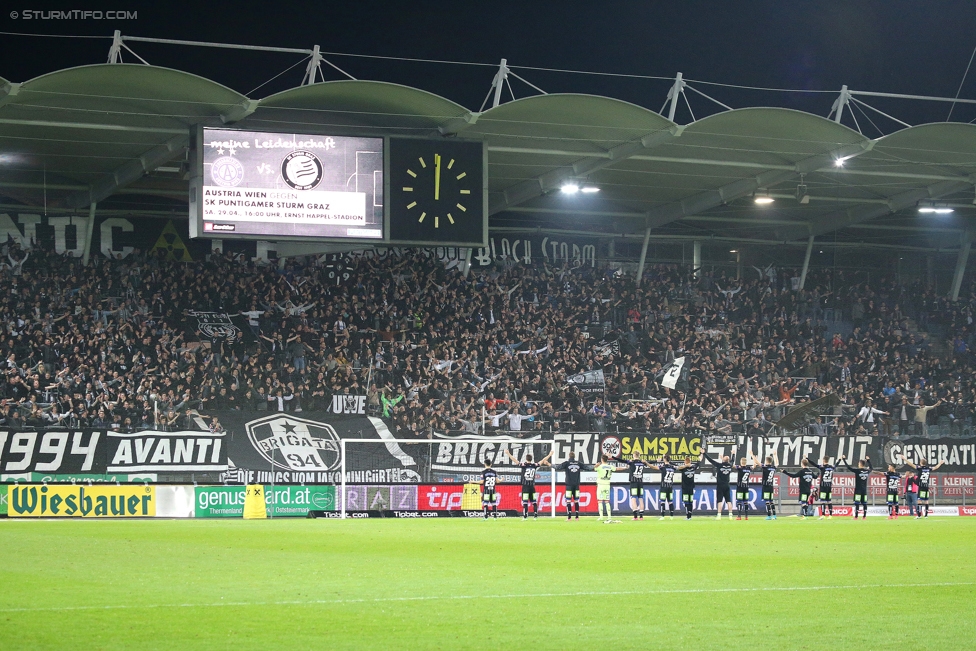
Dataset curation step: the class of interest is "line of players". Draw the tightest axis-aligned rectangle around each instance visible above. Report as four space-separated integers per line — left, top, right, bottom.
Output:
478 449 945 521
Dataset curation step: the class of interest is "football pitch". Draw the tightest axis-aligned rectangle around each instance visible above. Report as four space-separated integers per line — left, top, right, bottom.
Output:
2 516 975 650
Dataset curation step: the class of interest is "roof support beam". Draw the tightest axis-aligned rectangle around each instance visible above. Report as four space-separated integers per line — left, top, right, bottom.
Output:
950 230 974 301
640 140 874 229
0 118 186 135
489 126 684 215
786 178 975 240
220 99 259 124
437 111 481 136
65 134 189 209
0 82 21 109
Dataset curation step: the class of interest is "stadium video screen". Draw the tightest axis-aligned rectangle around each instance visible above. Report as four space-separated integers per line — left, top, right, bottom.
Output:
196 128 384 240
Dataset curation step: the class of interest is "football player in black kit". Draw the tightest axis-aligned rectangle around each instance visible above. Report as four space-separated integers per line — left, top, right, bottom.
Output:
614 452 649 520
504 449 552 519
648 455 678 519
838 455 872 519
750 452 779 520
806 456 838 519
478 460 499 519
883 464 902 519
678 454 702 519
904 457 945 518
553 452 591 520
702 450 734 520
783 459 819 519
732 457 757 520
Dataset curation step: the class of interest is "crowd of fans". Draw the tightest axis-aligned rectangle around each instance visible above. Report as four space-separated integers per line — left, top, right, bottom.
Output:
2 236 976 439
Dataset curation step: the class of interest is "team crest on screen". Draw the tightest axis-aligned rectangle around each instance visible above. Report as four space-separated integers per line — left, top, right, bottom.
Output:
210 156 245 187
281 150 323 190
245 415 341 471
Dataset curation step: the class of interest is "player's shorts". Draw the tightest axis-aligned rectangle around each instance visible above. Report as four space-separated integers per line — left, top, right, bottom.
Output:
762 489 774 501
798 492 809 503
682 490 694 503
854 493 867 503
736 489 749 502
482 490 497 504
659 487 674 502
919 489 930 500
630 484 644 497
565 487 580 500
886 492 899 504
717 485 732 503
597 484 611 501
819 489 833 502
521 489 538 503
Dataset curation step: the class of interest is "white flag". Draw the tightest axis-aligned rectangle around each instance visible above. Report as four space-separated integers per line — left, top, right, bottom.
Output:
661 356 686 390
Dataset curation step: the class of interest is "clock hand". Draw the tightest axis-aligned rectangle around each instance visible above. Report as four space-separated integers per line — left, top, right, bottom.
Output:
434 153 441 201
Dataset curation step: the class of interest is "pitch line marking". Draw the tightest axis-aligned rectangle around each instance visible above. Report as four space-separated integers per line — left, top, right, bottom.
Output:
0 582 973 614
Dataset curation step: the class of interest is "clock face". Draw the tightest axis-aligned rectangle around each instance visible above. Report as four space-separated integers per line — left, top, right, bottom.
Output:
389 138 485 245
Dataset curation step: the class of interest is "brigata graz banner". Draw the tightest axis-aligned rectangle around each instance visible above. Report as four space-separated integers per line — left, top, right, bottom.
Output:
0 429 227 479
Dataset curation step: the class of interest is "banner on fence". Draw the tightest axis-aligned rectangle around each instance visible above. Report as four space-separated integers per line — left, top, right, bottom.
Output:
8 484 155 517
194 485 336 518
882 438 976 472
0 429 227 479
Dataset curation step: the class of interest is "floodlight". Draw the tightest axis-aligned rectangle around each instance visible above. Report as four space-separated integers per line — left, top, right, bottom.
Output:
560 183 580 194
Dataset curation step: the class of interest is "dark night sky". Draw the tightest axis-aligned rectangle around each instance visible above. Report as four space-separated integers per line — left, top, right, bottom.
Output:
2 1 976 127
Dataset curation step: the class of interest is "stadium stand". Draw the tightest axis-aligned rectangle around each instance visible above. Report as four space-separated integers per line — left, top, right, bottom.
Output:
1 237 974 439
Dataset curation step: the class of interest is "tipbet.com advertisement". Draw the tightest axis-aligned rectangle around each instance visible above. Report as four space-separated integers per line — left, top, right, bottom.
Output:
198 128 384 240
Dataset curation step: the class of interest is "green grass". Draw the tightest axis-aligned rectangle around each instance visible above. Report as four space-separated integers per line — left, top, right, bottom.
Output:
2 516 975 650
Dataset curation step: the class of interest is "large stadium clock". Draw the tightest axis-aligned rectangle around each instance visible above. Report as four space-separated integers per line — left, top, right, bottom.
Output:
389 138 486 246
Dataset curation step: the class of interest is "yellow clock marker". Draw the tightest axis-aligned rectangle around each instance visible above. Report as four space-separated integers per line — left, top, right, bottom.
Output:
407 201 417 209
435 216 440 228
434 153 441 201
456 172 466 180
460 189 470 195
447 213 454 224
447 159 455 169
407 169 416 178
418 212 427 223
403 187 413 192
456 203 466 211
419 157 426 168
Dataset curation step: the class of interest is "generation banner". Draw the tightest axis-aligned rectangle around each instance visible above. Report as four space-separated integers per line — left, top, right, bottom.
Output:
8 484 155 517
0 429 227 480
881 437 976 472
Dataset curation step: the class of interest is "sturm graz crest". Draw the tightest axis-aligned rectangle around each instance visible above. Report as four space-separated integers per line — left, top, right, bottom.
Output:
245 415 341 472
281 150 323 190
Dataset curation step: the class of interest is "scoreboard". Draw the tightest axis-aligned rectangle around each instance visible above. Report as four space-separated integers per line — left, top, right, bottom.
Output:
189 127 486 247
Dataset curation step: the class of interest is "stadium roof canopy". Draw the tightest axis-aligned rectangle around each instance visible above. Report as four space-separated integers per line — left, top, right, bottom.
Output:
3 62 976 252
